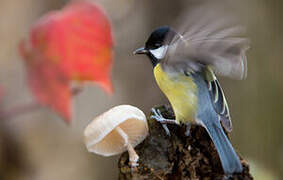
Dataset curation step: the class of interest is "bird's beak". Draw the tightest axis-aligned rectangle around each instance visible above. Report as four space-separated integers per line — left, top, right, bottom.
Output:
133 47 148 55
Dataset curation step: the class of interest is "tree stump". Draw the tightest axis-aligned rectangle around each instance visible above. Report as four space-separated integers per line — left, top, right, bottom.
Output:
118 105 253 180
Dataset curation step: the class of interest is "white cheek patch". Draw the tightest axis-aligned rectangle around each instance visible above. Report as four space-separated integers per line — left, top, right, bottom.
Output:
149 45 168 59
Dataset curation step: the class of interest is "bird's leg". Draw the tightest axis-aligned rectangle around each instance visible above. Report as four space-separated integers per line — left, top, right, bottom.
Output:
185 123 191 137
223 174 233 180
151 107 178 136
161 124 171 136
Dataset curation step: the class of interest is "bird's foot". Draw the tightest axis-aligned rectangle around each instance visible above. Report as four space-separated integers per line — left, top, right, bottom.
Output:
151 108 177 124
223 174 233 180
151 107 178 136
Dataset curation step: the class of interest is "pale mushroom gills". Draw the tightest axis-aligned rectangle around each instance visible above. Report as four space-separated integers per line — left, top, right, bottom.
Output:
84 105 148 167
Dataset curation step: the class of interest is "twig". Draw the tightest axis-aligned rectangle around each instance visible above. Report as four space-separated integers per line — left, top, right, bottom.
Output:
0 101 41 120
0 87 83 120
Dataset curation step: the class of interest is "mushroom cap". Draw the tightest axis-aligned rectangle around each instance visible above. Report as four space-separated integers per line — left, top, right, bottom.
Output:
84 105 148 156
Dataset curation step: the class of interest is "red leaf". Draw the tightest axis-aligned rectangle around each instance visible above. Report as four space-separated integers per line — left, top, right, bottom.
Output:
28 60 72 122
19 1 113 122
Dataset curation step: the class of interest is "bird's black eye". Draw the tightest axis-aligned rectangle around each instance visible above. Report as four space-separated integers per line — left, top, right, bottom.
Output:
146 43 162 50
154 43 162 48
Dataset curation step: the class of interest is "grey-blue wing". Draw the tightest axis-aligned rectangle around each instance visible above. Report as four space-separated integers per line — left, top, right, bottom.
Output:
191 71 242 174
207 78 232 132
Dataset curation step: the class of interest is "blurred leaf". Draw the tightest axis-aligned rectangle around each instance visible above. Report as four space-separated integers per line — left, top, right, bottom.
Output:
19 1 113 123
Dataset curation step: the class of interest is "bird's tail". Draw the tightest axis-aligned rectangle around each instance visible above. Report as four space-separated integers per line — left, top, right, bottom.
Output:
203 121 243 174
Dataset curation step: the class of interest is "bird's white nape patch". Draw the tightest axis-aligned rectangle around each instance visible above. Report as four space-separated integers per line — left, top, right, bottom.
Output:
149 45 168 59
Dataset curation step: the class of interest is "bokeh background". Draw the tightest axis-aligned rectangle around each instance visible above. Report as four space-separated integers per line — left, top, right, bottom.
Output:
0 0 282 179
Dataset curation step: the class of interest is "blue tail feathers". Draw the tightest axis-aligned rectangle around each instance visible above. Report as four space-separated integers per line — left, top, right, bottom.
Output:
192 71 243 174
204 121 243 174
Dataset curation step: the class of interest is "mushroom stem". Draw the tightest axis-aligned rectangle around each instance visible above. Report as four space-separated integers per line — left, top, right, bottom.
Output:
127 143 139 167
116 127 139 167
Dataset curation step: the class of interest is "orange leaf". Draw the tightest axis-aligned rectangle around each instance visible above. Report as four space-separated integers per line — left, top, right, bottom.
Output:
19 1 114 122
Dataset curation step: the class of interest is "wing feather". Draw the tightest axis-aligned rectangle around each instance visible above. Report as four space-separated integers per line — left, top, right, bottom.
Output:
205 68 232 132
163 1 249 80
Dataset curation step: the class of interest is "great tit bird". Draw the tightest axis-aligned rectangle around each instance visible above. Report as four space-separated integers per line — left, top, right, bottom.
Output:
133 2 249 175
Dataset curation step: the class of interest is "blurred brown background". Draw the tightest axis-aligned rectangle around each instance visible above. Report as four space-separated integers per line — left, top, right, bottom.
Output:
0 0 282 179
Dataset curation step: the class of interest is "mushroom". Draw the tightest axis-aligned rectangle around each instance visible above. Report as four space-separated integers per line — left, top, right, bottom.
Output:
84 105 148 167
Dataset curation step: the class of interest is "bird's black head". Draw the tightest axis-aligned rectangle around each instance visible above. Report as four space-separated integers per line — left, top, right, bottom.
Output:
134 26 177 67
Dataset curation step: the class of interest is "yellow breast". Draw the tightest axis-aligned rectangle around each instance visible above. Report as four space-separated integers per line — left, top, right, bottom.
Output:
153 64 198 124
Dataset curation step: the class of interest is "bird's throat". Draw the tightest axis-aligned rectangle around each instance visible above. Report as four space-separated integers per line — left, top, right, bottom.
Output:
147 54 159 67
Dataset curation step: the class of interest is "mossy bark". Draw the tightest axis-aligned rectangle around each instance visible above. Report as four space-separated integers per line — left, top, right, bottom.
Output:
118 105 253 180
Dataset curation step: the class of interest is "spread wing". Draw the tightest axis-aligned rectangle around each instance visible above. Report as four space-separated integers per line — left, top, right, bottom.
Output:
205 67 232 132
162 1 250 80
